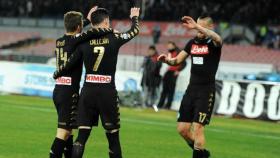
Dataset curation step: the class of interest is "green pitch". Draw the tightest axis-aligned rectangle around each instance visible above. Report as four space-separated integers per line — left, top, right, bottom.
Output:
0 95 279 158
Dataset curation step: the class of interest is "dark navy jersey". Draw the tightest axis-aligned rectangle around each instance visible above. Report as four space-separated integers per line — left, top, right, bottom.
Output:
184 37 222 86
55 17 140 89
55 27 113 90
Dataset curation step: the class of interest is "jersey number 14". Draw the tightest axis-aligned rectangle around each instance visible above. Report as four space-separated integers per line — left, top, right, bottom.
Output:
56 48 68 70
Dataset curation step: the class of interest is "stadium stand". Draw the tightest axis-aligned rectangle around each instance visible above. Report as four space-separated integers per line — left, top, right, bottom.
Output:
0 32 40 48
0 0 279 24
0 1 279 74
16 39 55 57
4 32 278 71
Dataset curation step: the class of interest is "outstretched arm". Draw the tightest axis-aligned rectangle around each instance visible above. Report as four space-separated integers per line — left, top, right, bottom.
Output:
157 50 189 66
182 16 223 46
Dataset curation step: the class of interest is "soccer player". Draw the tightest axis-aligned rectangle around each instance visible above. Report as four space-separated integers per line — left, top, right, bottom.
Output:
50 7 113 158
158 15 223 158
53 7 140 158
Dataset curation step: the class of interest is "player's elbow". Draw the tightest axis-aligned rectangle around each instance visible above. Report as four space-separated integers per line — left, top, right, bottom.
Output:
215 36 223 46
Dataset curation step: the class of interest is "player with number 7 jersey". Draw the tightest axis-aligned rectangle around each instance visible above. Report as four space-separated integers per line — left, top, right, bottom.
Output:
53 7 140 158
50 8 113 158
54 16 113 129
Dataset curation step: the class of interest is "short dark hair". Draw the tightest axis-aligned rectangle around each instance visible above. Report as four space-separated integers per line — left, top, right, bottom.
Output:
91 8 109 26
167 41 176 46
64 11 83 33
149 45 156 50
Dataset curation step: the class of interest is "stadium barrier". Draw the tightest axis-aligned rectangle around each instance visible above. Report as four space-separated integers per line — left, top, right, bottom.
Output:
0 61 141 97
0 61 279 121
215 80 280 121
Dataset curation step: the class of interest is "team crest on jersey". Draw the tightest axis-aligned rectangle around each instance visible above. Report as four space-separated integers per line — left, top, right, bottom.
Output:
191 44 209 55
120 33 129 39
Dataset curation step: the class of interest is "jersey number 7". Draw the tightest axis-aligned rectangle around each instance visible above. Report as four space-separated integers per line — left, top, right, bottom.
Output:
93 46 105 71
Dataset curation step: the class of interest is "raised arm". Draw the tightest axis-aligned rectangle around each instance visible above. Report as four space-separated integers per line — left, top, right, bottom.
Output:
83 6 99 27
114 7 140 45
157 50 189 66
182 16 223 46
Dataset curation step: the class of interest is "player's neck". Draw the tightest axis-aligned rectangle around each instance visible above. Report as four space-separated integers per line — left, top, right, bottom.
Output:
65 31 78 36
92 24 107 29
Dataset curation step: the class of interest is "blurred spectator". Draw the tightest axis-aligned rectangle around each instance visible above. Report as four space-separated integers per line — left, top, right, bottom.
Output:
157 42 186 109
0 0 279 50
152 24 161 44
0 0 279 25
276 31 280 49
141 46 162 108
26 0 33 17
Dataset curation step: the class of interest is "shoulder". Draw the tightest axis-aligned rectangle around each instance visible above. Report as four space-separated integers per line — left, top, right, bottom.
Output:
56 35 65 42
208 38 223 48
184 39 194 49
55 36 67 47
187 39 195 45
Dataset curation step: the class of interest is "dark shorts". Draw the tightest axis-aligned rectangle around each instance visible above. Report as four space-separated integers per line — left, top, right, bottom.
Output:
53 87 79 129
78 86 120 130
177 85 215 125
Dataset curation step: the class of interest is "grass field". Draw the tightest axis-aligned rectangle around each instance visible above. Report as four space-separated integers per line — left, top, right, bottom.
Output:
0 94 279 158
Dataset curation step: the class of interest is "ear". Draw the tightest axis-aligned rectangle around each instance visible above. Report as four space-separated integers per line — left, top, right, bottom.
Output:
76 25 82 33
105 18 110 27
209 23 214 29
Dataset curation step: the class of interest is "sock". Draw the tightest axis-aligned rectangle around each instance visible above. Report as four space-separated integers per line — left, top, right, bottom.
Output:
203 149 211 158
72 142 85 158
193 148 204 158
50 137 66 158
76 129 91 145
106 131 122 158
64 135 73 158
72 129 91 158
186 140 194 150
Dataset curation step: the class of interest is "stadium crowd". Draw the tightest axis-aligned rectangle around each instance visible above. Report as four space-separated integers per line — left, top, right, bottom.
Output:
0 0 279 49
0 0 279 25
0 0 280 24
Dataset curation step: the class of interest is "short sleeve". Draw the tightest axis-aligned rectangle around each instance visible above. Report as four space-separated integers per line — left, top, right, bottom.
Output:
184 40 193 54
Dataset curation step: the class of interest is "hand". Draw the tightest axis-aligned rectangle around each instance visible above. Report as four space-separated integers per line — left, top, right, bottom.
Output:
157 54 167 62
87 6 98 21
181 16 198 29
130 7 140 19
158 53 172 63
53 71 59 79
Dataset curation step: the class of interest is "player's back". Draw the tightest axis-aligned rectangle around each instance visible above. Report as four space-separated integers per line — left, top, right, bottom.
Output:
77 17 140 88
54 17 139 89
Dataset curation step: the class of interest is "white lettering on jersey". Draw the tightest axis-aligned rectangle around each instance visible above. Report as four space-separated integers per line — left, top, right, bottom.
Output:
191 44 209 55
56 77 72 85
193 57 204 65
86 74 112 83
